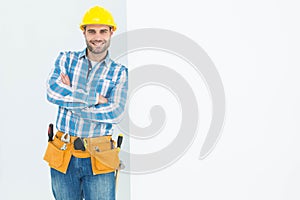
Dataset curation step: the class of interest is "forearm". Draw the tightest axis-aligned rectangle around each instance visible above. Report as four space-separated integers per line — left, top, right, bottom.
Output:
46 83 97 109
73 68 128 123
73 99 126 123
46 52 98 109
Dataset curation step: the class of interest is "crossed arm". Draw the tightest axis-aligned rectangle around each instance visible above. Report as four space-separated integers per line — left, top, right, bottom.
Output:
47 52 128 123
60 73 108 104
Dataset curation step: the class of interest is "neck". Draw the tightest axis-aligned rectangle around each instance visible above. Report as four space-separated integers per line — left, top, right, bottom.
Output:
87 50 107 62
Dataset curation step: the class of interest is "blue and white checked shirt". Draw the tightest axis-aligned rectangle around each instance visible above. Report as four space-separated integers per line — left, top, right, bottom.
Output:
46 49 128 137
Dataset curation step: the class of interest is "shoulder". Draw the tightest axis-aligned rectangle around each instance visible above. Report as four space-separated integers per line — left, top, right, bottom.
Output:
110 60 128 73
57 50 85 60
108 60 128 82
54 50 84 68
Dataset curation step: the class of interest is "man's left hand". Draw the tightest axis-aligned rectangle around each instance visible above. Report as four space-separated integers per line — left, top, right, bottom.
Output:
61 73 71 86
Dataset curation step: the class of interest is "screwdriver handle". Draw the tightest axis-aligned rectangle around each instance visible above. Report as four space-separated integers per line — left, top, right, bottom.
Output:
48 123 54 142
117 134 123 149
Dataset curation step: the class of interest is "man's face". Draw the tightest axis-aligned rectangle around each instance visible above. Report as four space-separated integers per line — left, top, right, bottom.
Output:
83 24 113 54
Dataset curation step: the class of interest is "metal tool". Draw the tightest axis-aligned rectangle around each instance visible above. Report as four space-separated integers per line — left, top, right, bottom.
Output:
94 146 100 152
59 132 70 151
119 160 125 170
60 143 67 150
110 139 114 149
61 133 70 143
115 134 124 195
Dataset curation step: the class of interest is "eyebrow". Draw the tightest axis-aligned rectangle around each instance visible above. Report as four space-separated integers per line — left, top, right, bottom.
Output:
87 28 109 32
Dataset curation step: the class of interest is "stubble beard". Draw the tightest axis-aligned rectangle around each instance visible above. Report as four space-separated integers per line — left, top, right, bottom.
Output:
86 39 111 55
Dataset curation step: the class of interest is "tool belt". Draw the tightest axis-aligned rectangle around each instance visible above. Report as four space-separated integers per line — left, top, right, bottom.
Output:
43 131 120 175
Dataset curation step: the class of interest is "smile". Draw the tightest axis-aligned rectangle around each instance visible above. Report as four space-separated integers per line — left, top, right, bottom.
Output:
91 41 104 47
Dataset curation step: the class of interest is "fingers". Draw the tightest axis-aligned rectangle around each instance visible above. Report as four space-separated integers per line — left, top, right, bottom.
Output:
98 95 108 104
60 73 71 86
60 73 67 83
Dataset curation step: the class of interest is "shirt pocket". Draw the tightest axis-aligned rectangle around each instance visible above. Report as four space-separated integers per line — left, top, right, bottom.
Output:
96 79 116 97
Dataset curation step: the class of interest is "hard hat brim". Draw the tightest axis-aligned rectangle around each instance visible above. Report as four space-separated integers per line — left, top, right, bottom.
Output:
80 24 117 31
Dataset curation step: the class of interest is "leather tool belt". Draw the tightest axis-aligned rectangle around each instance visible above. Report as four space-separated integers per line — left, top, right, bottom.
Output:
43 131 120 175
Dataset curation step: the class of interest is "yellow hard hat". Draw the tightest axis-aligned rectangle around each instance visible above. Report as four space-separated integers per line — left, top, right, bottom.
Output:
80 6 117 31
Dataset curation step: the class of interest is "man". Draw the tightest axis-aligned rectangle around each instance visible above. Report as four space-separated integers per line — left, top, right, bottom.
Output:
44 6 128 200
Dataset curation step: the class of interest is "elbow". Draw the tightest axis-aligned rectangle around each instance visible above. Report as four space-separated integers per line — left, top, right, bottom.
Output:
46 93 56 105
95 106 126 124
111 106 126 124
46 86 54 103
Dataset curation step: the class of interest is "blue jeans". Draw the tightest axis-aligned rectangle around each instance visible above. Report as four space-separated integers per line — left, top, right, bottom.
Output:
51 156 115 200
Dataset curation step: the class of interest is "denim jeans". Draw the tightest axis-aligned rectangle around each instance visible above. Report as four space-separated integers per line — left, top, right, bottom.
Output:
51 156 115 200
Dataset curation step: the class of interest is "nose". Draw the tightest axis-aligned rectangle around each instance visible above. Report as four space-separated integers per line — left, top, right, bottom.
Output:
94 33 103 41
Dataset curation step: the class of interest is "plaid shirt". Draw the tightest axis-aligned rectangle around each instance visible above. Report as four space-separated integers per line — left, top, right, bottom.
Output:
46 49 128 137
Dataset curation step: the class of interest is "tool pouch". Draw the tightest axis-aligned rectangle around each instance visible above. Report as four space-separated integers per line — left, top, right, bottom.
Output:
87 137 120 175
44 131 120 175
91 148 120 174
43 136 72 174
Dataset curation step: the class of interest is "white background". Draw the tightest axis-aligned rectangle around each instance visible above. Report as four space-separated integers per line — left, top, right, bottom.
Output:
0 0 299 199
126 0 300 200
0 0 129 199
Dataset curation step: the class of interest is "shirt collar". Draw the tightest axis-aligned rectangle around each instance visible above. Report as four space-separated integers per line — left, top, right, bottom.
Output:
79 48 111 66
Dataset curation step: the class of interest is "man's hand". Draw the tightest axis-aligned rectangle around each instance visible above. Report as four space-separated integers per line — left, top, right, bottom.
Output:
98 95 108 104
60 73 107 104
61 73 71 86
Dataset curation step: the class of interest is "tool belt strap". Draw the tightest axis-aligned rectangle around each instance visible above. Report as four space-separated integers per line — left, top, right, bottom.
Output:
43 131 120 175
55 131 113 158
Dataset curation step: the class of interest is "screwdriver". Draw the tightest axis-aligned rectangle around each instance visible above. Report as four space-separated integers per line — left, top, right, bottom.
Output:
48 123 54 142
117 134 123 149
